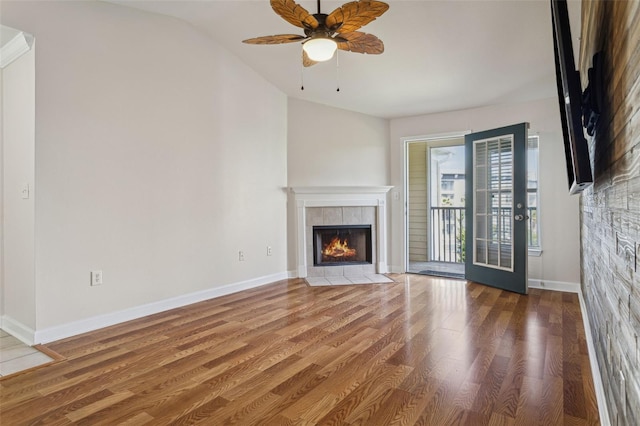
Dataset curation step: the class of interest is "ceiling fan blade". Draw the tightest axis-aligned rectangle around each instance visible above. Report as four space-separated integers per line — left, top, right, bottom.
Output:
326 0 389 33
302 50 318 67
337 31 384 54
270 0 319 30
243 34 307 45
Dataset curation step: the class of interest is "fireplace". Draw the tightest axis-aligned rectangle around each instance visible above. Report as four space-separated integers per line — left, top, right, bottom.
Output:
290 186 392 277
313 225 372 266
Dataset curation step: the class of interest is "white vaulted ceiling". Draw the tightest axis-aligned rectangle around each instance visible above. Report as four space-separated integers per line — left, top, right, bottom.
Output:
105 0 582 119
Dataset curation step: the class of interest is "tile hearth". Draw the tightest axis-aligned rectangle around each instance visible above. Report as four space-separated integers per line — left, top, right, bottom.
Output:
305 274 393 286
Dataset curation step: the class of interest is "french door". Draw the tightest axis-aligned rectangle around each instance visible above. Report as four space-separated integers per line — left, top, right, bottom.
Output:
464 123 528 294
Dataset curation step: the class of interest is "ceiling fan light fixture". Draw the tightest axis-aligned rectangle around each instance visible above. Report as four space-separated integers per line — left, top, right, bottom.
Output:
303 37 337 62
243 0 389 69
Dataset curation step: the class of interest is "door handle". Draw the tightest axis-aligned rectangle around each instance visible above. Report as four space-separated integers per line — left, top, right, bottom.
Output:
514 214 525 221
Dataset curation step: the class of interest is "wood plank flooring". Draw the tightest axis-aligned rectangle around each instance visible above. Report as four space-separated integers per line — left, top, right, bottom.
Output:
0 275 600 425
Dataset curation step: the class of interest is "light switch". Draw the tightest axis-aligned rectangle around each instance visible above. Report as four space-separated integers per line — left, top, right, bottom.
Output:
21 183 30 199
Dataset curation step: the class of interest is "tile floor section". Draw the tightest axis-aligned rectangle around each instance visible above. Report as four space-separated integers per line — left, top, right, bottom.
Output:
0 329 54 378
305 274 394 286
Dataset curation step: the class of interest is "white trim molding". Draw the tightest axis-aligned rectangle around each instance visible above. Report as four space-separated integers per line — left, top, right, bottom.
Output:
579 292 612 425
1 315 36 346
289 186 393 278
0 30 34 69
33 271 289 344
528 279 581 293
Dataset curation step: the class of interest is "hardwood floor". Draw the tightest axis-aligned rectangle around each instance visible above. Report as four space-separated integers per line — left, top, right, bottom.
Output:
0 275 600 425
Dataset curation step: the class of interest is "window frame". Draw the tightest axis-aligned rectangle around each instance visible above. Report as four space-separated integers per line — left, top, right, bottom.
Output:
527 135 542 256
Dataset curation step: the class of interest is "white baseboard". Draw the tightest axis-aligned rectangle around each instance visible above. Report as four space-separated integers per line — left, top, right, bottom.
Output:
377 262 390 274
579 291 611 426
528 278 581 293
1 315 36 346
34 271 289 344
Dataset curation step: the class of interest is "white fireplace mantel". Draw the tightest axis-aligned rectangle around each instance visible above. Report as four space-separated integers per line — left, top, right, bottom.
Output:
290 186 393 277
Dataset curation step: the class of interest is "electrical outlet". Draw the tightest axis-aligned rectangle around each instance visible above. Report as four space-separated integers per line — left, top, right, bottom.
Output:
239 250 245 261
267 246 273 256
91 270 103 286
21 183 30 199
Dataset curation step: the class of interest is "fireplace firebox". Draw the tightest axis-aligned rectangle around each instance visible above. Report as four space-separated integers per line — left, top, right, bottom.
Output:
313 225 372 266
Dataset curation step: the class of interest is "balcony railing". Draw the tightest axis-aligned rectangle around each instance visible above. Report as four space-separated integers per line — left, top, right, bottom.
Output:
430 206 538 263
430 207 465 263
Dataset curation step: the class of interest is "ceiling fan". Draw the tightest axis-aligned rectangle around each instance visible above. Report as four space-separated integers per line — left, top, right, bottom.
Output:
243 0 389 66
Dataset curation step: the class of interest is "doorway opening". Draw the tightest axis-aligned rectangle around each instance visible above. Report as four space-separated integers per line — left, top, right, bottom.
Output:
406 136 466 279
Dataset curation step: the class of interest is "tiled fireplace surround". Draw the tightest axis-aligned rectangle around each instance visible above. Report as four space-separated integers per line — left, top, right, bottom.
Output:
291 186 392 279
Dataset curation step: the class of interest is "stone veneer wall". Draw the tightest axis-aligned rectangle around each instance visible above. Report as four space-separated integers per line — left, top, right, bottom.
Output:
305 207 377 277
579 1 640 424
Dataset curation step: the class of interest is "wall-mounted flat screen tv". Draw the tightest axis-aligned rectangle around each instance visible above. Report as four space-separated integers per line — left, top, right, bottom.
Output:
551 0 593 194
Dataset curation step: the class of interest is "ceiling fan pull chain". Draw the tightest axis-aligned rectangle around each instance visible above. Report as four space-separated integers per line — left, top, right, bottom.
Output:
336 51 340 92
301 64 305 91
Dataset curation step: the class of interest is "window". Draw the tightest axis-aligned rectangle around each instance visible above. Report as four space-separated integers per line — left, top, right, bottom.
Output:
441 180 454 191
527 136 540 252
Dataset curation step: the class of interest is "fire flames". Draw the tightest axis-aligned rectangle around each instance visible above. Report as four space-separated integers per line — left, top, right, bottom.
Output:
322 237 357 259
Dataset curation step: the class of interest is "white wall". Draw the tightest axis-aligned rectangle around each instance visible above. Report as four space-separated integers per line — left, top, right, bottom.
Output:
287 98 390 186
390 98 582 285
0 2 581 343
286 98 390 269
1 47 36 333
0 67 3 320
2 1 288 339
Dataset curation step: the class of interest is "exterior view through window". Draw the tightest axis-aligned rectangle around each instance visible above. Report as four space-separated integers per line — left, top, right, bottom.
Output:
406 136 540 277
